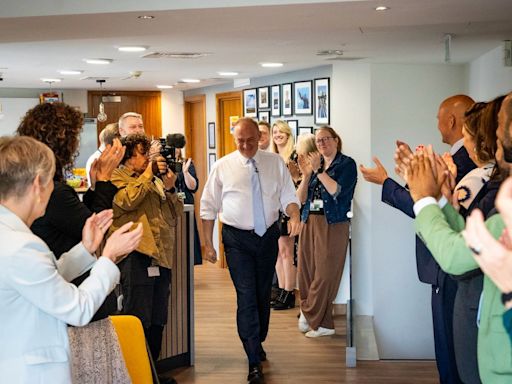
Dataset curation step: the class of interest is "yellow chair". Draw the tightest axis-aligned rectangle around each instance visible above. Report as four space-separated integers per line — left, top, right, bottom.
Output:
110 315 155 384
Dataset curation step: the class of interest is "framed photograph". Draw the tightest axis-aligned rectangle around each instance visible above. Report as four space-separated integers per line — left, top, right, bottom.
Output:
208 122 216 149
243 88 257 117
282 83 293 116
314 78 330 125
208 153 217 172
258 110 270 124
294 80 313 115
258 86 270 109
286 119 298 137
271 85 281 116
298 126 313 136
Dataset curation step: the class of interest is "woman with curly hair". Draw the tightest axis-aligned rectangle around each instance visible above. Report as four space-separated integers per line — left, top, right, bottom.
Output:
17 102 124 320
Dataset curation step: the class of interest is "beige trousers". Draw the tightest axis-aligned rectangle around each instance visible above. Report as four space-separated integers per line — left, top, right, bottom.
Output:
298 215 349 330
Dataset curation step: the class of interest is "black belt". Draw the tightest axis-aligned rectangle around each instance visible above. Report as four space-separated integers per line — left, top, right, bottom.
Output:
223 221 279 235
309 209 325 215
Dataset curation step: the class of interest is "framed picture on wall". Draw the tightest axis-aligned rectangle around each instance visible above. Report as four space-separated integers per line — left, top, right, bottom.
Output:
258 86 269 109
271 85 281 116
208 122 216 149
298 126 313 136
314 78 330 125
294 80 313 115
208 153 217 172
286 119 298 137
258 110 270 123
282 83 293 116
243 88 257 117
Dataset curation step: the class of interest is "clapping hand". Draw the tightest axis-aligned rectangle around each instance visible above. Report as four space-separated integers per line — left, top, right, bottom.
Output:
183 158 192 174
394 140 414 182
102 222 143 264
406 150 444 202
82 210 114 254
297 154 313 178
360 156 388 185
89 138 125 189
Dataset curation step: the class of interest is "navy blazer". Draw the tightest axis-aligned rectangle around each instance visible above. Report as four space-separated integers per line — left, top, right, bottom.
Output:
381 146 476 286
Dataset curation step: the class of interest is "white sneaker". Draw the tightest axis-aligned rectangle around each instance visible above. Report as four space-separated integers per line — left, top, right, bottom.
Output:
298 311 310 333
305 327 335 338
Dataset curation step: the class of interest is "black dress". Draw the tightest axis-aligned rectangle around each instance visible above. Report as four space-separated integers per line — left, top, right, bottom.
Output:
175 160 202 265
31 180 119 321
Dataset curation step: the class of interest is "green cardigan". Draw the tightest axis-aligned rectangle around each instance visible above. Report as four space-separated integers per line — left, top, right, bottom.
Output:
415 203 511 383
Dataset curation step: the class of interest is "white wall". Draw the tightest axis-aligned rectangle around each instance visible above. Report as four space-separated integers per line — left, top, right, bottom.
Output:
467 45 512 100
369 64 466 358
161 89 185 136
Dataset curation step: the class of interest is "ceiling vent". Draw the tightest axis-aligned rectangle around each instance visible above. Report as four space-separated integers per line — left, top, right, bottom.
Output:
325 57 365 61
81 76 110 81
317 49 344 56
142 52 211 59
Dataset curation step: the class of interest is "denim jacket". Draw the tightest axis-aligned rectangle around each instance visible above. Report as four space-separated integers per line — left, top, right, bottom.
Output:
301 152 357 224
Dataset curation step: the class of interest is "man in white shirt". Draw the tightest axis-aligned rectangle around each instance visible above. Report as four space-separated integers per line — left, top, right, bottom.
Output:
200 117 300 384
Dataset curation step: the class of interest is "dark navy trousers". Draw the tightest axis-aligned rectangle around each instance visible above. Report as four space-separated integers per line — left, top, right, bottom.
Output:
222 222 280 366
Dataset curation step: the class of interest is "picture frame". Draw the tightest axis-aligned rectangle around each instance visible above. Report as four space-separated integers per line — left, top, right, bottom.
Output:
258 110 270 124
286 119 298 137
258 86 270 109
314 78 330 125
208 153 217 172
294 80 313 115
243 88 257 117
281 83 293 116
298 126 314 136
208 122 216 149
271 84 281 116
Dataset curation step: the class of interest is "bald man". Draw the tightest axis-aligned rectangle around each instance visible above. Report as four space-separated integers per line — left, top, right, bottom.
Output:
360 95 476 384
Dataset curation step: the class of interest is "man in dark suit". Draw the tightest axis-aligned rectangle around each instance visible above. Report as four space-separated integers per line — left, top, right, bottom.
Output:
360 95 476 384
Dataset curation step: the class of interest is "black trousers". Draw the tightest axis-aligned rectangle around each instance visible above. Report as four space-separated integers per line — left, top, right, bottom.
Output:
222 222 280 366
118 251 171 360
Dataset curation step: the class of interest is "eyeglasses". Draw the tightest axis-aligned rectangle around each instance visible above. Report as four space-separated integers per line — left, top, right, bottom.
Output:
315 137 334 145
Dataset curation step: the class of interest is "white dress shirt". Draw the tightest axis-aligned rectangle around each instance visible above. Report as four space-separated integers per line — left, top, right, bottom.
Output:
200 150 299 230
85 144 105 187
0 204 120 384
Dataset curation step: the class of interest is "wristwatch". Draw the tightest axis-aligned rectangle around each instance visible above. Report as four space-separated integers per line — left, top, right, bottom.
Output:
316 166 324 174
501 291 512 306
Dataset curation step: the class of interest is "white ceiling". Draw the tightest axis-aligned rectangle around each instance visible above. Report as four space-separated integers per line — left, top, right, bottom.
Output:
1 0 511 91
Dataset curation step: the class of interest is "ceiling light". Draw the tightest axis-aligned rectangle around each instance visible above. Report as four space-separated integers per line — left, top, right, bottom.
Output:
260 62 283 68
375 6 390 11
218 71 239 76
84 58 113 65
157 85 174 89
118 46 147 52
181 78 200 83
59 70 83 75
138 15 155 19
41 78 62 82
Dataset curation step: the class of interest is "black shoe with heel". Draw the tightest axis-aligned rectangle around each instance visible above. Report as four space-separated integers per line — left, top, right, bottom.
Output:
273 290 295 310
270 288 284 308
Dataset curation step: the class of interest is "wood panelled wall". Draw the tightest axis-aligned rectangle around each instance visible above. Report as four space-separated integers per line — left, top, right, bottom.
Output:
87 90 162 140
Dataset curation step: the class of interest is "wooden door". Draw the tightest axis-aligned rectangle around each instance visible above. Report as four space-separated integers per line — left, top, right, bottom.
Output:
87 91 162 141
184 94 207 258
215 91 242 267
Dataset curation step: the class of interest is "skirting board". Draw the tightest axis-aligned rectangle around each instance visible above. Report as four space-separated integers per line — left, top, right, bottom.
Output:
354 315 379 360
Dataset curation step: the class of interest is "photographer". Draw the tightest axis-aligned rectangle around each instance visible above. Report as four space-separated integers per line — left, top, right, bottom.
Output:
108 134 184 370
163 133 203 265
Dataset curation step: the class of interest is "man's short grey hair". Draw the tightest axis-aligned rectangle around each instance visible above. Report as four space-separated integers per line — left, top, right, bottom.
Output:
118 112 143 128
99 123 120 146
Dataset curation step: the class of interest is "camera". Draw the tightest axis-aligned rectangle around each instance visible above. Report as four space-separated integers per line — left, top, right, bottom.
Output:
159 133 185 173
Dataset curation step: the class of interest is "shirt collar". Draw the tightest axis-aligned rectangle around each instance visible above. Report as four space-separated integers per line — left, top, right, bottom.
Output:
0 204 32 234
237 150 262 165
450 138 464 155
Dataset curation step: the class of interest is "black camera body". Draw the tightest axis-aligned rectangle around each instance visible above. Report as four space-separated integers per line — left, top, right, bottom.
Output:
159 134 185 173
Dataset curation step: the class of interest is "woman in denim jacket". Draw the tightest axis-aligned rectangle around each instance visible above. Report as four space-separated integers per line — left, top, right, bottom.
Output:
296 126 357 337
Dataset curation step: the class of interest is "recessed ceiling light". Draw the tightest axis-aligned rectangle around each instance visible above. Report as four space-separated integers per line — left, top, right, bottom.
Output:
181 78 200 83
138 15 155 19
375 6 390 11
260 62 283 68
84 58 113 65
41 78 62 82
156 85 174 89
118 46 147 52
59 70 83 75
218 71 239 76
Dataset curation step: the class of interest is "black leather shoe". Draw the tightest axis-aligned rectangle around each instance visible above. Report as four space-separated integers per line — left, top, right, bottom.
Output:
270 288 283 307
273 290 295 310
247 364 264 384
